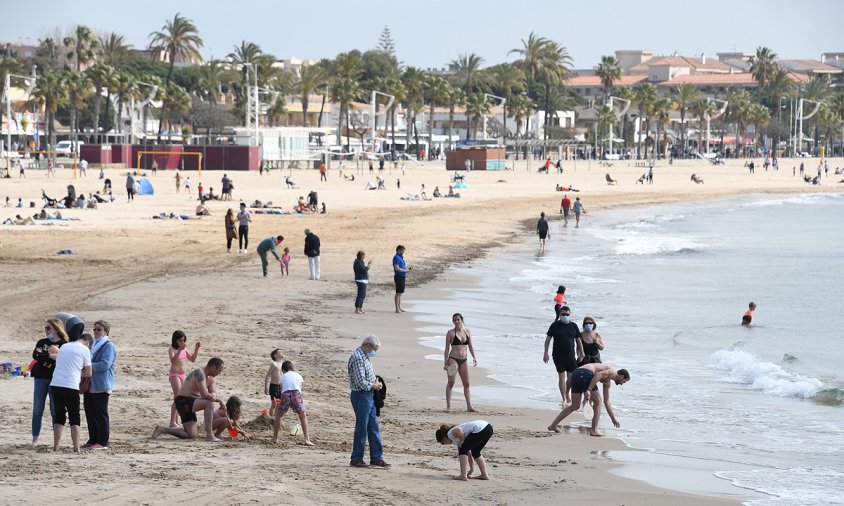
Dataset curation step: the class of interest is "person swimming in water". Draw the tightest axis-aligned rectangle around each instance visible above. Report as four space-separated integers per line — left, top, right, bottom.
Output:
742 302 757 326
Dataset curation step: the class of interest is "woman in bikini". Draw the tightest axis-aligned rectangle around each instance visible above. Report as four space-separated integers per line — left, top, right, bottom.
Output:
579 316 604 366
168 330 201 427
444 313 478 412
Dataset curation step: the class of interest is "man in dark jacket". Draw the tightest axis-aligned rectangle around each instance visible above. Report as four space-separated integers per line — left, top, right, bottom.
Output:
304 229 321 280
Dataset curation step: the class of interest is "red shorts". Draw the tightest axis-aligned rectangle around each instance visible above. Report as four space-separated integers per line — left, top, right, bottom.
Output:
279 390 305 414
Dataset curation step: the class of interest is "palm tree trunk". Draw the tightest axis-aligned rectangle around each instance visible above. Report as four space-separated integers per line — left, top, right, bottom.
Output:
93 94 101 144
157 60 176 143
317 94 326 128
429 102 435 160
345 106 351 151
302 98 309 127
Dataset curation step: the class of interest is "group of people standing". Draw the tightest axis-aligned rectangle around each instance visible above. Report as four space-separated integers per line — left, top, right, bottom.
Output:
31 314 116 452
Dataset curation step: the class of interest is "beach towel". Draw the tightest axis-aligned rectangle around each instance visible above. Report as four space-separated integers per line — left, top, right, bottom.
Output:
56 250 76 255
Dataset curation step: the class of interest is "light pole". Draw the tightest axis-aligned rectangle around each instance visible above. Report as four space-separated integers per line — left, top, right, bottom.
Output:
705 98 728 156
4 68 37 172
607 95 631 156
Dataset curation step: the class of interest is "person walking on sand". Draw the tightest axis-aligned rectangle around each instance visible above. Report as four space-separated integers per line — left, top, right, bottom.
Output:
152 357 225 441
444 313 478 412
236 202 251 253
436 420 493 480
348 335 389 468
50 333 92 452
271 360 315 446
354 250 372 314
175 172 182 193
125 173 135 202
547 363 629 437
393 245 411 313
578 316 603 365
79 158 88 177
257 235 284 277
304 229 321 280
573 197 585 227
742 301 757 326
543 305 584 405
225 209 238 253
537 212 549 250
319 161 327 181
560 194 571 224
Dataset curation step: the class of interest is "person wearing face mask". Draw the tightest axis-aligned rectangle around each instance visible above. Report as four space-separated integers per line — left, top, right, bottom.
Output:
579 316 604 366
30 318 69 446
347 335 389 468
542 306 584 405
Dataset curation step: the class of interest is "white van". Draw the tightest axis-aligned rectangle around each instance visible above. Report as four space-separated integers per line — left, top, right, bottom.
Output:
54 140 84 155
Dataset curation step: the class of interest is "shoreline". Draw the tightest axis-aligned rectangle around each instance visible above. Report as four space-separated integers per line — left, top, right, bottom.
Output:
2 158 838 504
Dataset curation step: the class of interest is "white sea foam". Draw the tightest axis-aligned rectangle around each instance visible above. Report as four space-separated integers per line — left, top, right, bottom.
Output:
732 192 843 210
709 349 823 399
716 467 844 506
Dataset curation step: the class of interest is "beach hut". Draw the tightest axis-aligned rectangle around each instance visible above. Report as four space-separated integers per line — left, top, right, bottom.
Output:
138 178 155 195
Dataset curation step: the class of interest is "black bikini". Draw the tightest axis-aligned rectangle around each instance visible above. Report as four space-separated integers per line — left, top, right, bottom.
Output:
449 329 470 366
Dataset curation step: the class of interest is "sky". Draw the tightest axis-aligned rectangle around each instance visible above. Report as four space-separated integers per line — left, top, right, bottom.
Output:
3 0 842 70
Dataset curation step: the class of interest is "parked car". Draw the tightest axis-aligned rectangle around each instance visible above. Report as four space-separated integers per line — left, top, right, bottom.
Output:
54 140 84 155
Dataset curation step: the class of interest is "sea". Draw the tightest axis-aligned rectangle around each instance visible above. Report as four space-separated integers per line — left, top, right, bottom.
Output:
411 192 844 505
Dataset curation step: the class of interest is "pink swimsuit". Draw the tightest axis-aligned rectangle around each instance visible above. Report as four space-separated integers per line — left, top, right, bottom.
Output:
168 349 188 379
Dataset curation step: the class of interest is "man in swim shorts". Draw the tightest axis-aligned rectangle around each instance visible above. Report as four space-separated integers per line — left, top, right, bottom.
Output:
547 363 629 437
543 306 583 405
560 194 571 224
536 212 549 249
742 302 756 326
152 357 225 441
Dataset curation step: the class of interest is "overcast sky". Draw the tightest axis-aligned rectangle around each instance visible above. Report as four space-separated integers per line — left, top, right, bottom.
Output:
4 0 841 70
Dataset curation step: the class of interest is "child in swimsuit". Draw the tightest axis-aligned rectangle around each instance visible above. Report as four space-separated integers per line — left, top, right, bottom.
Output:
280 247 290 276
212 396 252 441
271 360 314 446
264 348 285 416
168 330 201 427
553 285 566 320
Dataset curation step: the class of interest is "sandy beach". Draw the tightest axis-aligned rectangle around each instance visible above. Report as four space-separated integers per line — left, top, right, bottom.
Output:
0 156 839 504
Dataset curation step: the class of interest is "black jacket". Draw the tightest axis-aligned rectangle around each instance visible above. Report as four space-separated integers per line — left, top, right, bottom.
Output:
304 232 320 257
375 375 387 417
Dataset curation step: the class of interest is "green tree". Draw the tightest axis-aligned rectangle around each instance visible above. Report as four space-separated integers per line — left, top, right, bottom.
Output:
63 25 98 72
749 46 778 91
801 75 834 150
401 67 427 157
536 41 572 144
377 26 396 57
228 41 263 126
149 13 204 142
443 84 465 148
509 32 550 99
449 53 485 94
747 102 770 149
295 64 326 127
652 98 673 159
633 82 658 159
465 92 491 140
424 76 451 159
98 32 131 68
691 98 718 154
113 71 139 136
29 69 67 149
596 104 618 155
595 55 622 103
488 63 525 139
65 71 93 144
85 63 112 142
674 83 701 157
724 87 751 157
329 76 361 149
508 93 535 139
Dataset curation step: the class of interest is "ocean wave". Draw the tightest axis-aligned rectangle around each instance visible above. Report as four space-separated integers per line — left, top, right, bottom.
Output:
813 388 844 406
709 349 823 399
613 235 704 256
715 467 844 506
734 192 843 210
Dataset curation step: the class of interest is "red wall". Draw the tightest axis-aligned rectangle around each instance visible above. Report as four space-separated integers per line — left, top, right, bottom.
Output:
80 144 112 164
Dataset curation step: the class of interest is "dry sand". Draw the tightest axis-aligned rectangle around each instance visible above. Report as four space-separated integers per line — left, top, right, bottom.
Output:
0 155 839 504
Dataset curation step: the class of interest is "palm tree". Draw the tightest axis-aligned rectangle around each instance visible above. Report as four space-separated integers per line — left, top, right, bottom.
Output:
595 55 622 103
443 84 465 149
596 104 618 156
674 83 701 158
314 59 333 128
149 13 204 142
536 41 572 145
37 38 61 67
195 60 226 106
465 92 491 140
449 53 485 94
329 77 360 149
652 98 673 159
295 64 326 127
334 51 363 79
401 67 427 157
488 63 525 139
633 82 658 159
227 41 262 126
424 76 451 159
65 71 93 145
63 25 98 72
614 86 635 152
97 32 130 68
509 32 549 98
801 76 834 150
692 98 718 154
161 82 191 142
508 93 535 139
380 76 405 153
113 72 139 136
85 63 111 143
725 87 752 157
29 69 67 149
749 46 778 90
747 103 770 150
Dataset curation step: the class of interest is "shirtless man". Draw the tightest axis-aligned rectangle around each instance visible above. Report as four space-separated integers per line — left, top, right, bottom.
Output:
547 363 629 437
152 357 225 441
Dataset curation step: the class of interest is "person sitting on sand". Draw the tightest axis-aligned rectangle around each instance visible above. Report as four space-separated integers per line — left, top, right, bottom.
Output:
212 396 251 441
447 186 455 197
196 200 212 216
12 214 35 225
691 173 704 184
344 174 356 181
365 181 377 190
377 177 387 190
271 360 315 446
742 302 756 326
152 357 225 441
86 194 98 209
547 363 629 437
435 420 493 481
433 186 442 198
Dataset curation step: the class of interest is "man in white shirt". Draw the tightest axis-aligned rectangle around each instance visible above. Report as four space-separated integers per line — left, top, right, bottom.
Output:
50 334 93 452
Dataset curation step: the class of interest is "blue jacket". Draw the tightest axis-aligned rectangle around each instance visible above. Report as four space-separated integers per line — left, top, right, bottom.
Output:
91 338 116 392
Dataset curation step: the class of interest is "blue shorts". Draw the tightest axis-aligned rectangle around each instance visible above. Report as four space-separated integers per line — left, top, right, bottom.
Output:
571 368 598 394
